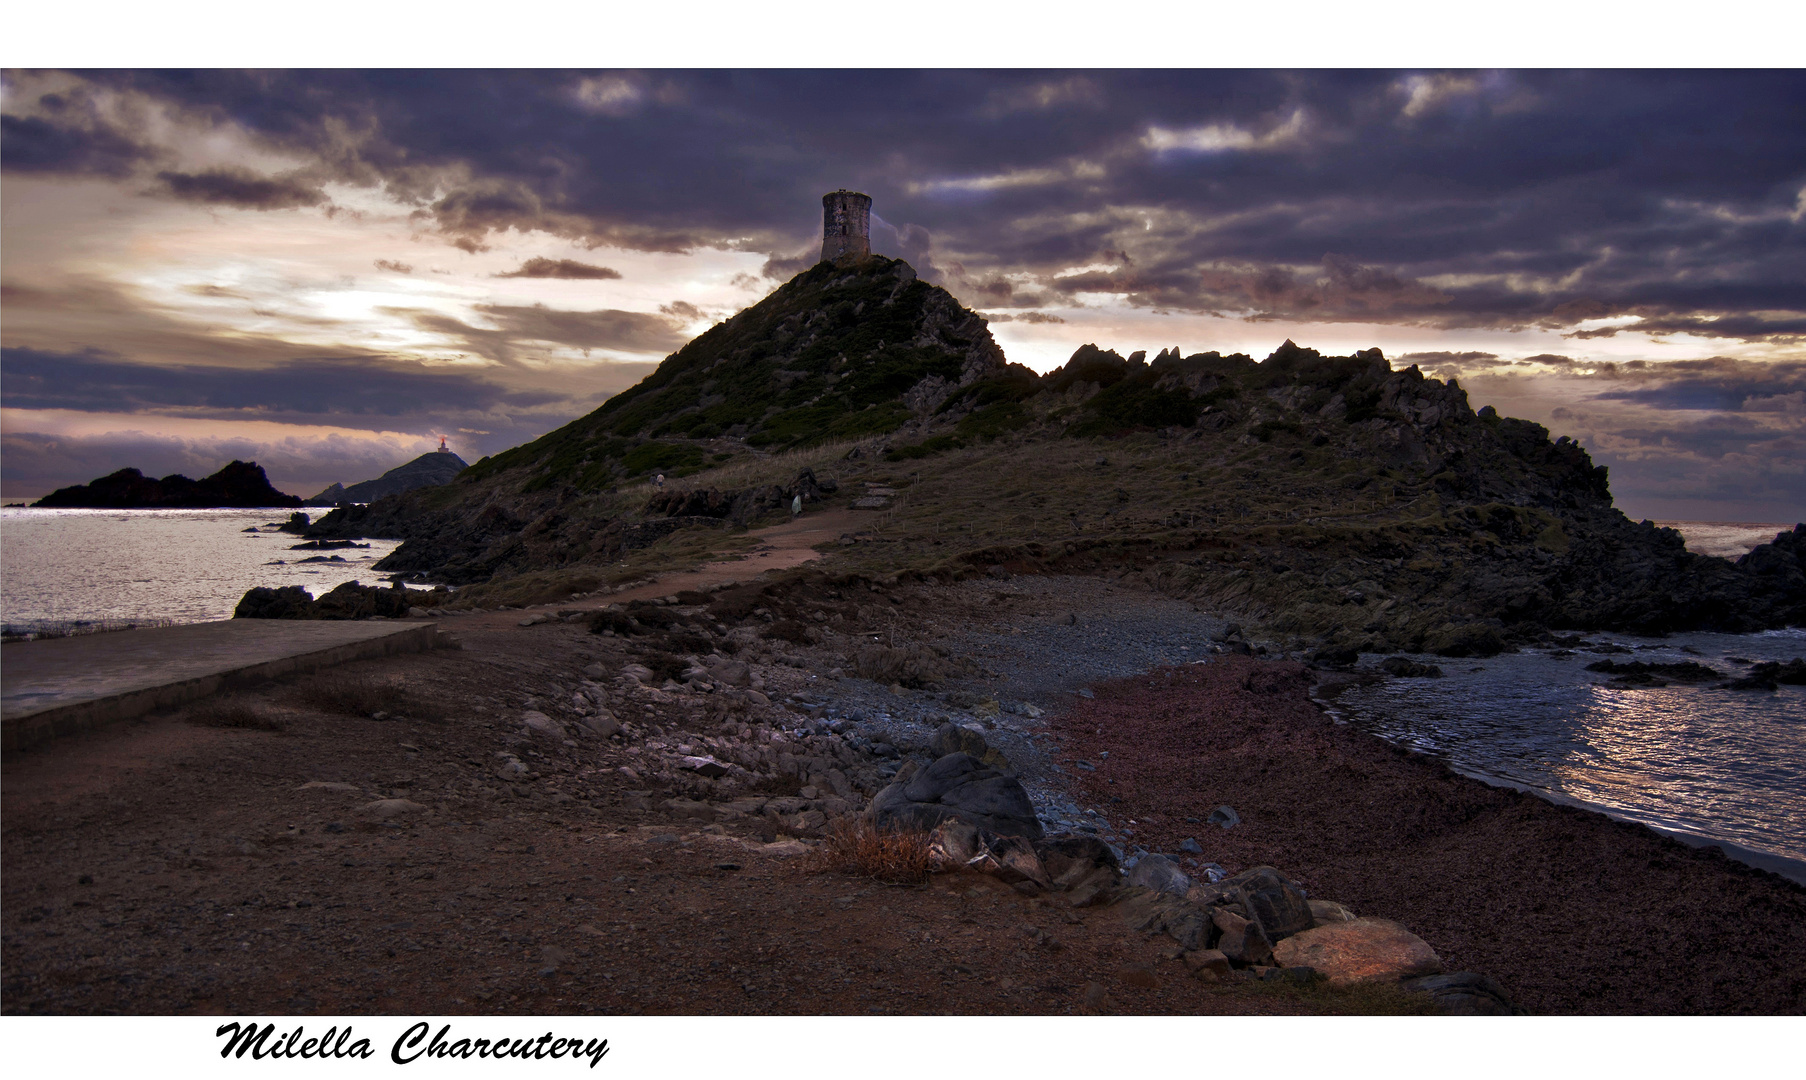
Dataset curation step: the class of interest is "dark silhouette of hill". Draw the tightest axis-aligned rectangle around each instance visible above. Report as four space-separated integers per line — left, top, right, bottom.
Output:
33 461 302 509
308 451 469 505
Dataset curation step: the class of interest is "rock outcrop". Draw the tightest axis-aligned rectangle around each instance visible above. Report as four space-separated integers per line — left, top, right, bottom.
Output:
868 751 1042 839
233 580 417 620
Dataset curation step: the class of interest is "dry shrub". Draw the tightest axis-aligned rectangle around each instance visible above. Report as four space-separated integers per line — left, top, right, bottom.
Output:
634 649 691 684
764 618 814 645
299 672 410 717
189 698 284 732
805 817 932 884
851 643 947 688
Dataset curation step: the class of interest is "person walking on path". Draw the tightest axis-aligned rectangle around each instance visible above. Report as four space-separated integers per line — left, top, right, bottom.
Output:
655 473 665 491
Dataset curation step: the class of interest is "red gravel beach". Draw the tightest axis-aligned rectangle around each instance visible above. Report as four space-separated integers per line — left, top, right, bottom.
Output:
1052 656 1806 1014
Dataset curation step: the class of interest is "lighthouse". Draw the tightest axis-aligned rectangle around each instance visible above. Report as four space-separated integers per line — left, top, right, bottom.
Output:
820 189 872 264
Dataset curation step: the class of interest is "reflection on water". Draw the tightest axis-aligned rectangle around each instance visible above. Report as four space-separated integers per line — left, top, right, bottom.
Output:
1 507 407 632
1655 520 1795 560
1335 628 1806 873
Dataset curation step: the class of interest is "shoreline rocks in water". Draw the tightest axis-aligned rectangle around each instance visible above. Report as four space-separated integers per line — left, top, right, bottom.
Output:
32 460 303 509
233 580 426 620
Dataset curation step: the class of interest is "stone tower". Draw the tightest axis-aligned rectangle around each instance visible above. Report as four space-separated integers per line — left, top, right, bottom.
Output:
820 189 872 263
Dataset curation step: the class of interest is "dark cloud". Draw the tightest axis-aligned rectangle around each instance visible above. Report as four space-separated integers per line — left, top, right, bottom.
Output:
495 257 622 280
387 304 687 364
374 259 413 273
11 70 1799 342
0 112 155 177
155 168 328 210
0 346 545 418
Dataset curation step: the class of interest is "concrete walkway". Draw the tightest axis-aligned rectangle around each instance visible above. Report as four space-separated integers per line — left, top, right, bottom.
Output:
1 619 440 752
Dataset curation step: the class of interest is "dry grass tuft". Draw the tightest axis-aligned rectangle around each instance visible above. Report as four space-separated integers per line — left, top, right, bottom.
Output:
805 817 933 884
299 672 411 717
188 698 284 731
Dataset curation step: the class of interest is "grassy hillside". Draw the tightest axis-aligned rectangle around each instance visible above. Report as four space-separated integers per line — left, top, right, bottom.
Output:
304 262 1804 646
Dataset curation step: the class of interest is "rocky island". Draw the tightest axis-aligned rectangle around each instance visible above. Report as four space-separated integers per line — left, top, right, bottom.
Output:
31 460 303 509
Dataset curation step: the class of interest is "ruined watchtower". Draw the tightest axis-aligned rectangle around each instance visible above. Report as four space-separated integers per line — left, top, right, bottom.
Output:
820 189 872 264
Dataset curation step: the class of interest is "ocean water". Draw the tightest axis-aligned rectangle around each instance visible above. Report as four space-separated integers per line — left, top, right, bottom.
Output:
1332 629 1806 883
0 507 407 635
1655 520 1796 559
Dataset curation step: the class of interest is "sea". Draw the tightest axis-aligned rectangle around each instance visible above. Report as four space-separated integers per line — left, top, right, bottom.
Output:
2 508 1801 880
0 506 407 637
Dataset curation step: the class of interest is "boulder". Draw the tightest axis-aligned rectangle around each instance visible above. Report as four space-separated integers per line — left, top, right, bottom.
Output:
1224 865 1315 941
867 752 1042 839
1125 854 1192 897
932 722 1010 771
1211 907 1272 966
521 710 565 736
580 713 621 739
1183 949 1232 980
1402 972 1516 1015
1380 656 1444 678
1036 834 1119 887
966 833 1051 889
312 580 413 620
926 820 983 869
1308 899 1357 925
236 581 412 620
1270 917 1443 984
234 585 317 619
1207 805 1240 829
1110 887 1214 952
358 798 423 820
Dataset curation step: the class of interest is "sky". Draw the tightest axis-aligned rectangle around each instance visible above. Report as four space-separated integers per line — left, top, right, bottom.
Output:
3 64 1804 520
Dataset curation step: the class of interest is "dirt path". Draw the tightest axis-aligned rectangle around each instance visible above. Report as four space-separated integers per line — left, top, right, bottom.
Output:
451 509 865 633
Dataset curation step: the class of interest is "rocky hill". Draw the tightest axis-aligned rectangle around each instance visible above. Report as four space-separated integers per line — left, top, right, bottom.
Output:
33 460 302 509
308 450 469 505
298 257 1804 650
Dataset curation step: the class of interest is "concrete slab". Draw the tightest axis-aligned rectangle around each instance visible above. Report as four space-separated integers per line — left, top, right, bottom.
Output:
1 619 442 752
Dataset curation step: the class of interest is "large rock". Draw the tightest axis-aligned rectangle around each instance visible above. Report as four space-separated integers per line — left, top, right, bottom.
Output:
867 752 1041 839
1223 865 1315 941
1212 907 1272 966
1035 834 1120 887
932 722 1010 771
1271 917 1443 984
1125 854 1193 897
232 585 317 619
1402 972 1516 1015
234 580 412 620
